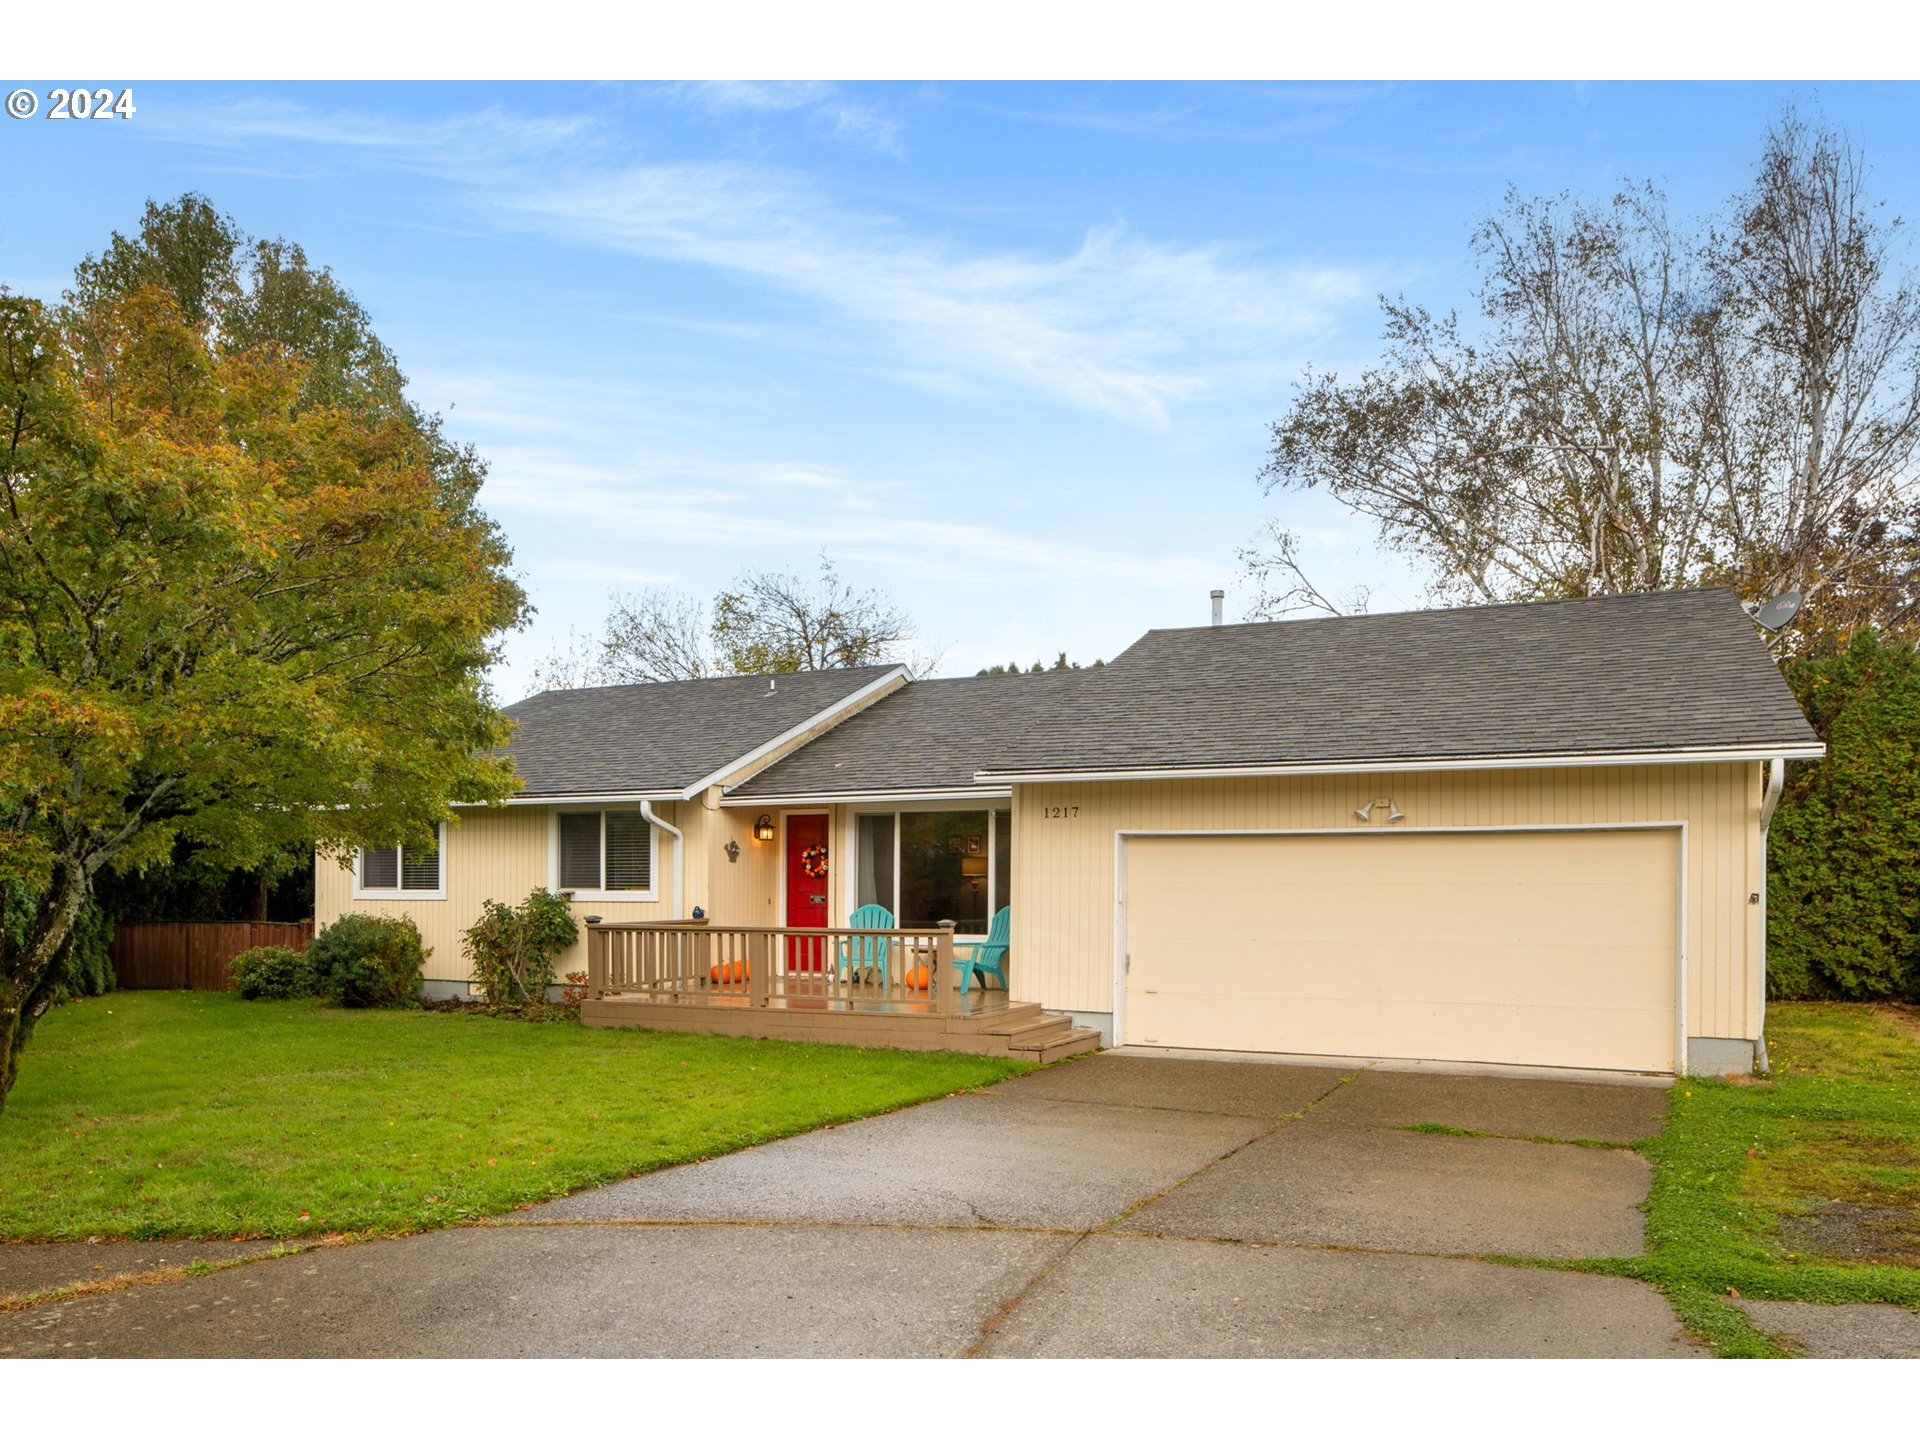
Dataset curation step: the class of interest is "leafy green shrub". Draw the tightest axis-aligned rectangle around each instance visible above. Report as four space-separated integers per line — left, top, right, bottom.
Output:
229 945 316 1000
462 888 579 1006
54 902 116 1000
308 913 427 1008
1769 629 1920 1001
1 883 114 1004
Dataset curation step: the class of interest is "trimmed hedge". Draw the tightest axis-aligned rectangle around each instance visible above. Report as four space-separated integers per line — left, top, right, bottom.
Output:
1768 629 1920 1001
229 944 317 1000
308 913 427 1008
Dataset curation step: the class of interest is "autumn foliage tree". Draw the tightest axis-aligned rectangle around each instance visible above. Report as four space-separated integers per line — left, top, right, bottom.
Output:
0 197 526 1109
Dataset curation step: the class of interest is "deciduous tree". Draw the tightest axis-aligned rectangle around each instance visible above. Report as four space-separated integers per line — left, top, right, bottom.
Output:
529 556 920 693
1247 112 1920 649
712 557 912 674
0 196 525 1109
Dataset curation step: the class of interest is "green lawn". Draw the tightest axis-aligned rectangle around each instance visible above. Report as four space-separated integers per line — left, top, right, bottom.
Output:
0 991 1026 1242
1562 1002 1920 1356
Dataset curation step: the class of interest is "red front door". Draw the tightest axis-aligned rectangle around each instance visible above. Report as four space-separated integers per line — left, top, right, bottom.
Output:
785 814 830 972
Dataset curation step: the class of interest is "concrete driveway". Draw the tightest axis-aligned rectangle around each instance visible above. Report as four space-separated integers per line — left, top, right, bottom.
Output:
0 1052 1695 1358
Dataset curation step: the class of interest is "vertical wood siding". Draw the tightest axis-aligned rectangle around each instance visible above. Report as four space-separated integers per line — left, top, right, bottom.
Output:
314 804 689 983
702 799 784 926
1009 762 1766 1041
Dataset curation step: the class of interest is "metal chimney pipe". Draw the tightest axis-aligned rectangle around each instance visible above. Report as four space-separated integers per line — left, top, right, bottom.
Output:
1209 589 1224 627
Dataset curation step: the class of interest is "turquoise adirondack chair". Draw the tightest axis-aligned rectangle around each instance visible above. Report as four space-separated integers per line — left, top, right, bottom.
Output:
836 904 895 982
954 907 1011 994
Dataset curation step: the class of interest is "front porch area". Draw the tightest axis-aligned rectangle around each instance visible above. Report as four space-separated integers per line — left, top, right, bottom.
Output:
581 921 1099 1061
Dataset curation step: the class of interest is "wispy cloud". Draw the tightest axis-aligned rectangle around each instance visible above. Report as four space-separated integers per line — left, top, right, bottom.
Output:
505 161 1371 427
148 96 1377 429
145 96 608 172
951 82 1396 144
481 452 1215 592
679 82 835 113
668 81 905 156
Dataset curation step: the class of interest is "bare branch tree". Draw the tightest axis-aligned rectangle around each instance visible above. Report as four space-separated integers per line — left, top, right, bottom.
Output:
1236 521 1371 619
530 556 919 690
523 627 607 694
1248 110 1920 650
599 587 715 683
712 556 912 673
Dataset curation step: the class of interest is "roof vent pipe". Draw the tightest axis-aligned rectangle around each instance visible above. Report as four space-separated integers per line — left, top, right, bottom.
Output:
1210 589 1224 627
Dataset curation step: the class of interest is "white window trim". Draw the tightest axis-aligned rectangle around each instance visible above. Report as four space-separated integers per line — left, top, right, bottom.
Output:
844 801 1010 940
352 823 448 902
548 805 661 903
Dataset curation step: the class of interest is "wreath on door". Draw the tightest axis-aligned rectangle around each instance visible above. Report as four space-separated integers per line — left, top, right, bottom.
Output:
800 843 829 879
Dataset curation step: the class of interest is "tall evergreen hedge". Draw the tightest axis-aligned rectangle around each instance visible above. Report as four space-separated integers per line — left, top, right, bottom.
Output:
1768 629 1920 1000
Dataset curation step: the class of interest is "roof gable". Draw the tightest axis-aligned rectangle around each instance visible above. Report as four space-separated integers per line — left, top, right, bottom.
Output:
730 668 1099 799
498 665 903 798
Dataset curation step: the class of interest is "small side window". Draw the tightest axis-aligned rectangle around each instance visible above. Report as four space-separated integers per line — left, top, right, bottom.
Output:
361 846 400 889
357 829 443 894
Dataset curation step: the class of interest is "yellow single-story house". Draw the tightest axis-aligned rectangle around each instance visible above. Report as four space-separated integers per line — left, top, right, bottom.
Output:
315 587 1823 1076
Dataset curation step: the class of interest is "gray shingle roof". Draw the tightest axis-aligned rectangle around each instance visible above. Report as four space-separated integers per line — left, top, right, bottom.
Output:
499 666 901 797
500 590 1818 801
730 668 1100 798
975 587 1819 777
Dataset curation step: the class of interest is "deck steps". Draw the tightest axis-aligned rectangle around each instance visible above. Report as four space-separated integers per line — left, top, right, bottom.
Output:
1009 1026 1103 1063
992 1013 1103 1063
976 1013 1061 1040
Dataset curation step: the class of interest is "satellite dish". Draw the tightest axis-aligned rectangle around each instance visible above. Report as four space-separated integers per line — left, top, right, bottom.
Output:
1752 592 1803 632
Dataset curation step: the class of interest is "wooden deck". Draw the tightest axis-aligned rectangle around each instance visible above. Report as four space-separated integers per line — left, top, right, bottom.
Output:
581 920 1099 1061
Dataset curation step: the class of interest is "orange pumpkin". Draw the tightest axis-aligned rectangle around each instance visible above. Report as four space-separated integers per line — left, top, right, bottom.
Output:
902 964 932 991
708 960 749 984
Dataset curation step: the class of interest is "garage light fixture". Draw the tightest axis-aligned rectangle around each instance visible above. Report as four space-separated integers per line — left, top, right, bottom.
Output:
1354 800 1407 824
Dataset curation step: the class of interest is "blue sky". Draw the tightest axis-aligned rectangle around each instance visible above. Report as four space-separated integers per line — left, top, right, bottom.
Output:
7 80 1920 696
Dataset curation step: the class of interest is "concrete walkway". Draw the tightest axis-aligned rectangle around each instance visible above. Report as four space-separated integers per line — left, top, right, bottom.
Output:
0 1053 1701 1358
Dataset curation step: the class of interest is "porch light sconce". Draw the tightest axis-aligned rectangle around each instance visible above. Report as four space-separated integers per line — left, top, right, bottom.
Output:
753 815 776 843
1354 800 1407 825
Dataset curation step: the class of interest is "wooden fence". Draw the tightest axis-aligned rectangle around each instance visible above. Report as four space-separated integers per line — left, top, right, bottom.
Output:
110 921 314 991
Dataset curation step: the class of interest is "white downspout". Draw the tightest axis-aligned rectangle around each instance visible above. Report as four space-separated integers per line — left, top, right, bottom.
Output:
639 800 685 920
1753 757 1786 1075
1760 756 1785 830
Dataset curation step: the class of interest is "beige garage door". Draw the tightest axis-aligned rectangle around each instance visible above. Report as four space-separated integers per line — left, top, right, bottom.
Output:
1123 830 1679 1073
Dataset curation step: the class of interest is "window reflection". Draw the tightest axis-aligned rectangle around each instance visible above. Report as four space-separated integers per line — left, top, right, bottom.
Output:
855 809 1007 932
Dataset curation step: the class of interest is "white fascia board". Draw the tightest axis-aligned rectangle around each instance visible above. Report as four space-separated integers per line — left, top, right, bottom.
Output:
976 743 1827 786
718 786 1013 808
677 666 909 801
453 791 680 808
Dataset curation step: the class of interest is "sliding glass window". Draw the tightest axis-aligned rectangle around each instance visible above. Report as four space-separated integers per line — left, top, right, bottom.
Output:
856 814 895 910
853 808 1008 933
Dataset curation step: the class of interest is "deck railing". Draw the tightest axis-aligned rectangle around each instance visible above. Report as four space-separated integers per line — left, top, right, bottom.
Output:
586 920 962 1015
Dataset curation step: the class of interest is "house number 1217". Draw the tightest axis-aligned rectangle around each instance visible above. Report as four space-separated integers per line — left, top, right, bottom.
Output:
1041 806 1079 819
